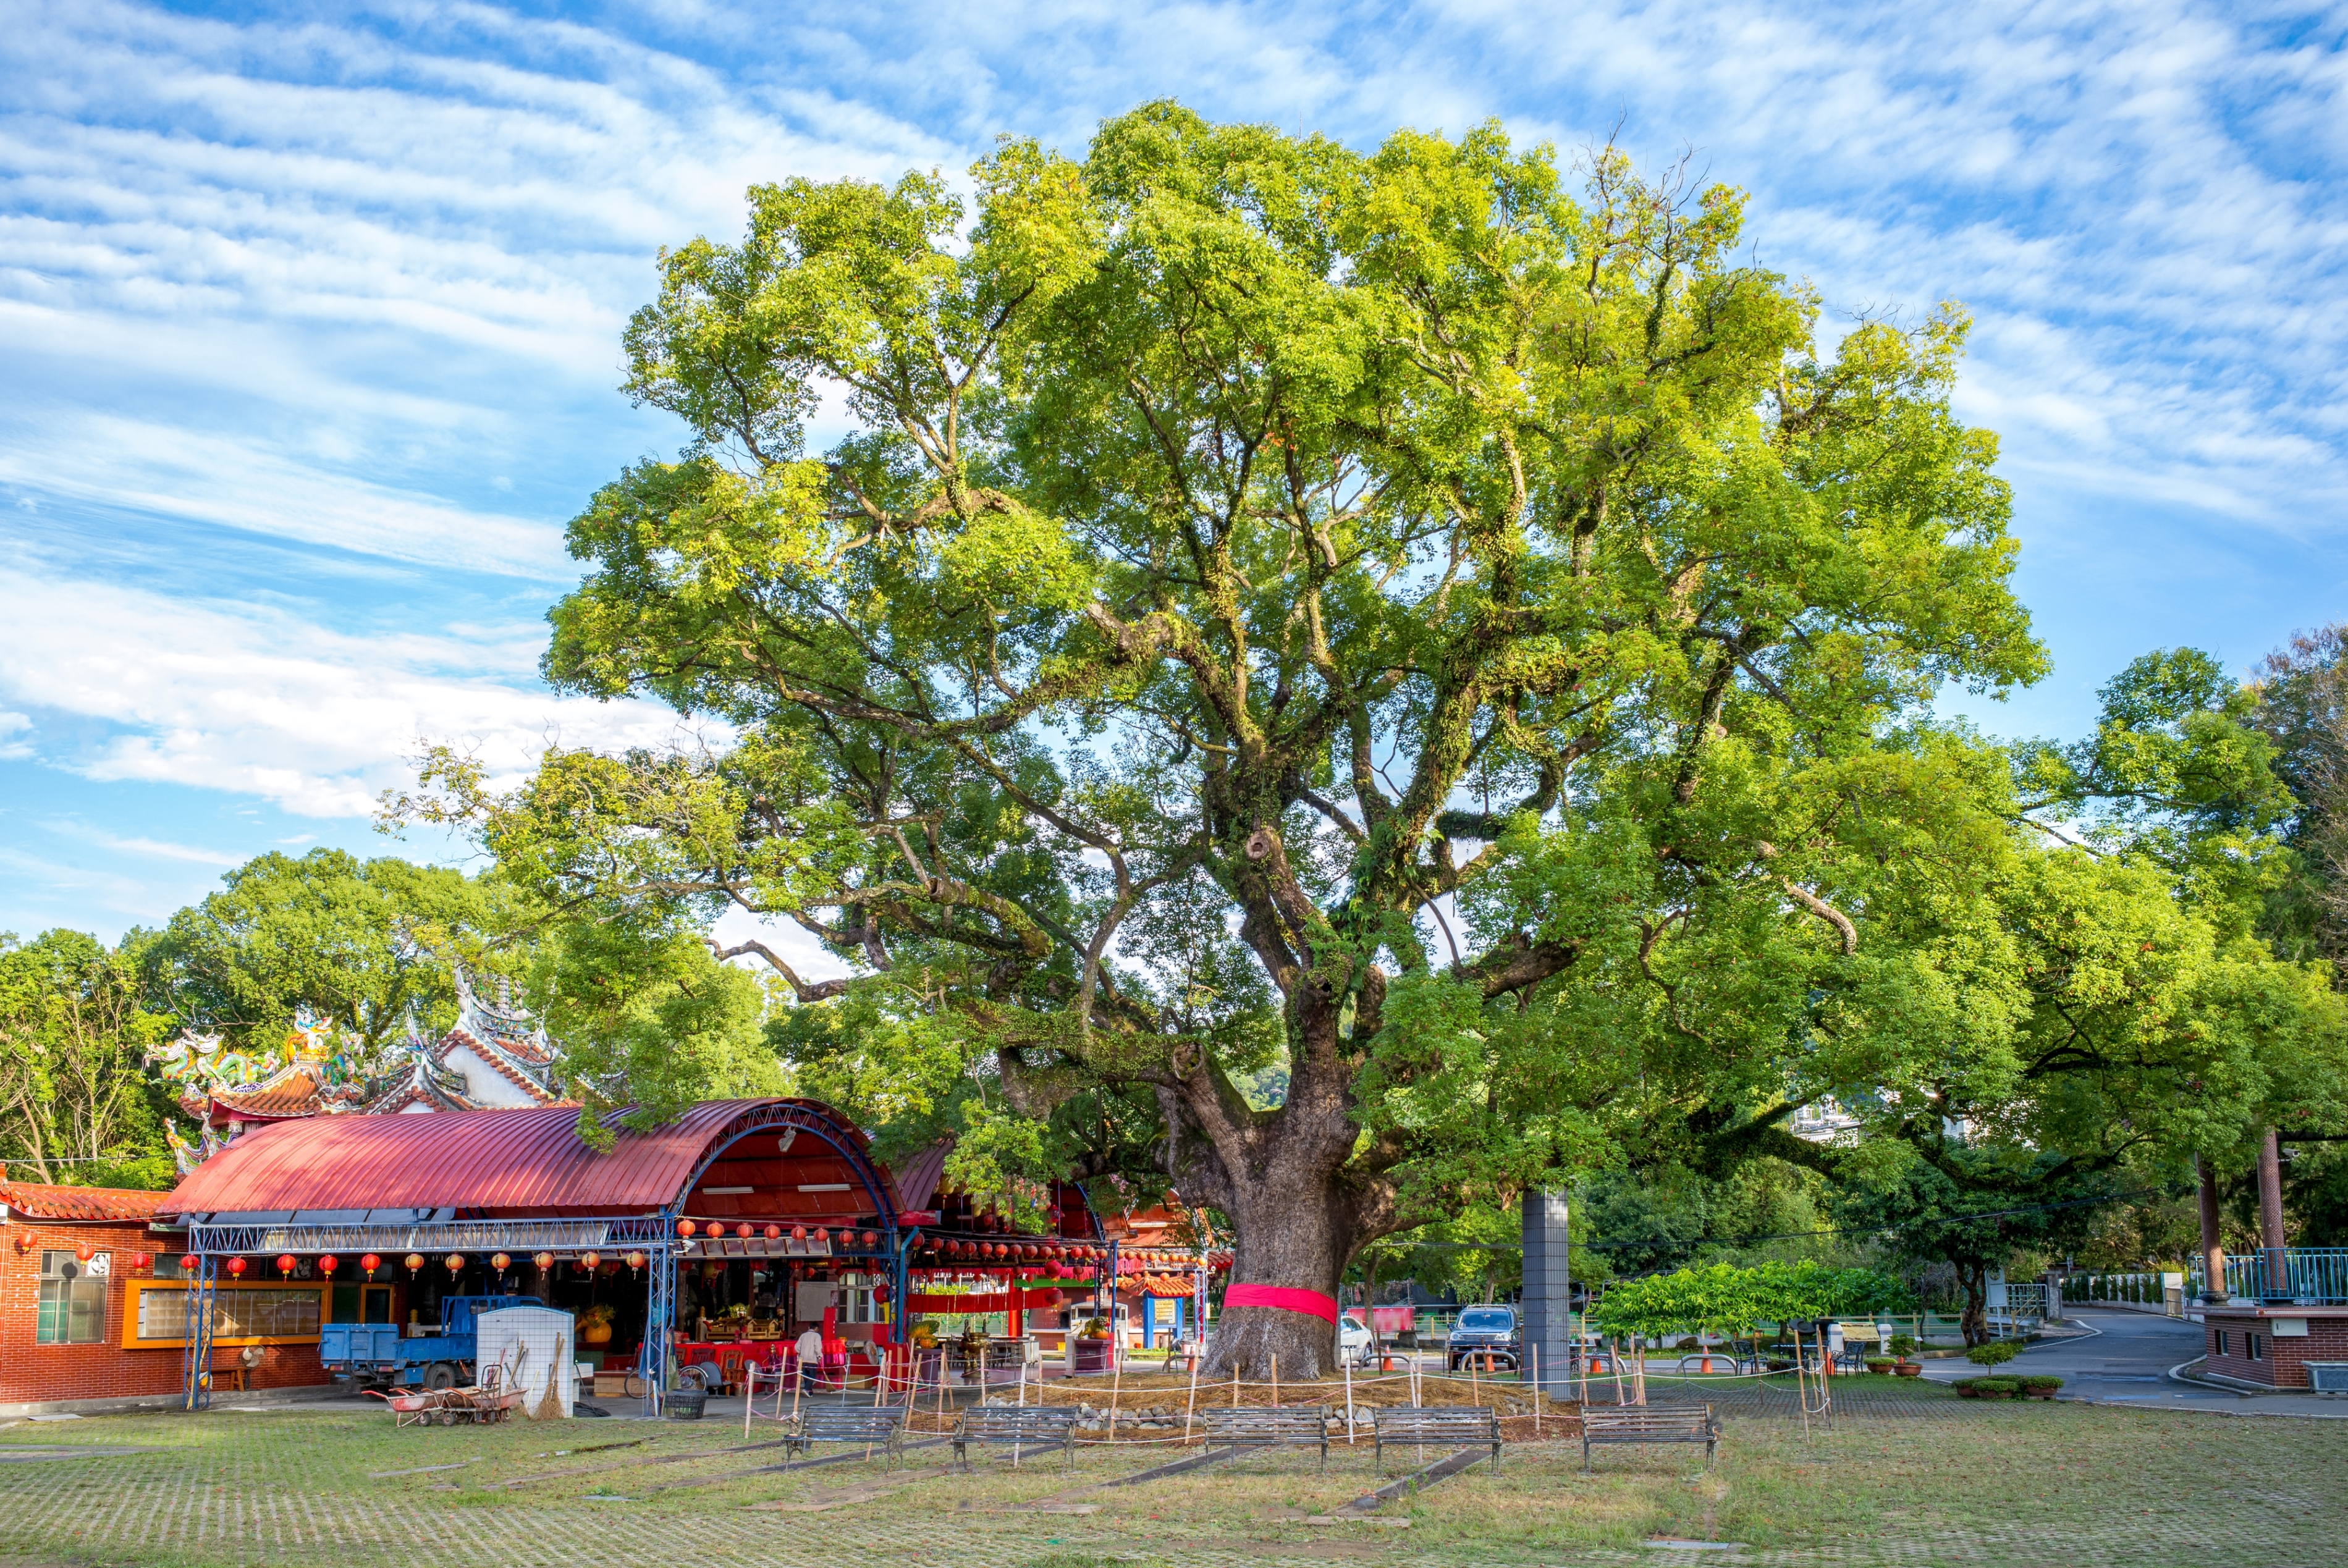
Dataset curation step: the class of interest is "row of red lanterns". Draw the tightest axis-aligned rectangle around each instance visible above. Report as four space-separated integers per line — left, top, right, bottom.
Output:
914 1236 1230 1270
676 1220 882 1248
167 1249 656 1280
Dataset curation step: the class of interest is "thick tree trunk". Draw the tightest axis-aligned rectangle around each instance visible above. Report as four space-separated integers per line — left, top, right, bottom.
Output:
1164 993 1377 1381
1201 1176 1353 1380
1957 1261 1989 1348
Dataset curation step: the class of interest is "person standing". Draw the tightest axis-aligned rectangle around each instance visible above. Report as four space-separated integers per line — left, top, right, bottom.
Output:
794 1323 824 1394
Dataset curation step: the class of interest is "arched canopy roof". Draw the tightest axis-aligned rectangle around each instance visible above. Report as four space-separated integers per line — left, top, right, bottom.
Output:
159 1098 903 1225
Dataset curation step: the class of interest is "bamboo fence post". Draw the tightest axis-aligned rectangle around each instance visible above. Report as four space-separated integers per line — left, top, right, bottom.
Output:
1531 1345 1540 1437
1107 1344 1122 1441
1271 1353 1278 1408
1185 1338 1201 1442
1610 1338 1625 1406
1343 1351 1356 1444
1231 1364 1240 1408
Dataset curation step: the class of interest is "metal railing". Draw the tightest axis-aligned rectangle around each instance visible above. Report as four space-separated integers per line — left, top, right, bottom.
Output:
2187 1249 2348 1305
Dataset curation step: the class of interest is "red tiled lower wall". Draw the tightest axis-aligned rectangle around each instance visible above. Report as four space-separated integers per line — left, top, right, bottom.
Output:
2203 1313 2348 1388
1 1219 326 1406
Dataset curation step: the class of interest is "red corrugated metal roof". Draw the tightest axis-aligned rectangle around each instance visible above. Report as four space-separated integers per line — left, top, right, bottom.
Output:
158 1099 886 1218
891 1138 953 1213
0 1181 174 1223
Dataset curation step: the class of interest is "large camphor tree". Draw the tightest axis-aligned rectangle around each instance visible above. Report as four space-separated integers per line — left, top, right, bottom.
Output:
403 105 2050 1375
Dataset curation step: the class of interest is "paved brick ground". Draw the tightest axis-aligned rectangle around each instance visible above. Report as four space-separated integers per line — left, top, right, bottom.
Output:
2 1399 2343 1567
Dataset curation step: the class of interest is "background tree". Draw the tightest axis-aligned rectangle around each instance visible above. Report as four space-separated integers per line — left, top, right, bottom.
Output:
396 104 2047 1376
1835 1137 2117 1344
0 930 176 1187
133 848 535 1065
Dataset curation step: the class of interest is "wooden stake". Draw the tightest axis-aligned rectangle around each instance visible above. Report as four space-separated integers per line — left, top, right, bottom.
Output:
1610 1337 1625 1406
1343 1350 1356 1444
1231 1364 1240 1409
1530 1345 1540 1436
1270 1353 1278 1409
1107 1342 1121 1441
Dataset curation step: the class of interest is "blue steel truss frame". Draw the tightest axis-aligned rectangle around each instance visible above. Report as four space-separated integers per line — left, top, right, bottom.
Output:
180 1255 218 1412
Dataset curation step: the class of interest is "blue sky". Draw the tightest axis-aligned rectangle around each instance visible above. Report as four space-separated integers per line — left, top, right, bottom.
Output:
3 0 2345 942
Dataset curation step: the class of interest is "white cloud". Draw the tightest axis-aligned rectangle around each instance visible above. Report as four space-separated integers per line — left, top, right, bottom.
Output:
38 821 243 867
0 710 30 761
0 564 693 817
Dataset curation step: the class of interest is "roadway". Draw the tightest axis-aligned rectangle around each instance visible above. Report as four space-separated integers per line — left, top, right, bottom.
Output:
1917 1306 2348 1417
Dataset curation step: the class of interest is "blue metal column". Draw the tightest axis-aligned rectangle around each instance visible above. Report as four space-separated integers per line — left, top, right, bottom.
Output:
181 1255 218 1412
640 1234 675 1417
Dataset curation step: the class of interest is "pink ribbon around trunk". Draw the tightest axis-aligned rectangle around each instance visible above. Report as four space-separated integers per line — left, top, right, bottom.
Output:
1222 1283 1338 1323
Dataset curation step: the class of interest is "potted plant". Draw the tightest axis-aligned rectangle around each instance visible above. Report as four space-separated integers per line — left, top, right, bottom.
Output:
1865 1357 1894 1375
1890 1334 1922 1376
1974 1376 2021 1399
1964 1339 2022 1374
579 1303 616 1347
2019 1375 2063 1401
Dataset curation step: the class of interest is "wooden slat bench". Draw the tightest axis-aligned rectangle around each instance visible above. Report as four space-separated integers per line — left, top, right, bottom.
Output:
953 1405 1078 1471
1202 1404 1332 1472
1369 1405 1503 1474
787 1404 908 1469
1581 1404 1720 1470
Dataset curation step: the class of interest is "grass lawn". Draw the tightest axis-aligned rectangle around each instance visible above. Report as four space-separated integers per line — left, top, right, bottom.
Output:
1 1386 2341 1567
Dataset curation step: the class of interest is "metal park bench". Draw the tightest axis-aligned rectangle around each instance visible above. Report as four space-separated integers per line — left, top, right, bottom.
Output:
1369 1405 1503 1474
787 1403 909 1469
1201 1404 1332 1472
953 1405 1078 1471
1580 1405 1720 1470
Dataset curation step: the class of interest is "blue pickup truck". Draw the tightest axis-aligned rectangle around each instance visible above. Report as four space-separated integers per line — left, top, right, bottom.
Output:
319 1295 544 1389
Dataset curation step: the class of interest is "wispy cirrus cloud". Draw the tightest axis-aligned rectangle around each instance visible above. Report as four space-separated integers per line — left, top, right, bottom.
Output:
0 564 694 819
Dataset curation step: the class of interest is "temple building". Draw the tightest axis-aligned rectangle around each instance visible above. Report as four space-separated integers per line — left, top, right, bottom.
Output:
153 972 570 1172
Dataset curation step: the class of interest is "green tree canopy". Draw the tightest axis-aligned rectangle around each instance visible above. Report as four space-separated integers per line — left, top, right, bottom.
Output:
395 103 2051 1376
134 848 534 1063
0 930 176 1187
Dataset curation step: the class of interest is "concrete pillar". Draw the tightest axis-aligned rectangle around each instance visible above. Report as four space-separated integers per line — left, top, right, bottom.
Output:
1520 1189 1573 1396
2196 1155 2228 1303
2258 1129 2291 1300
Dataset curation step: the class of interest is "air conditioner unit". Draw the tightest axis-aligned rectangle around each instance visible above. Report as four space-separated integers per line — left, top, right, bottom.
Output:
2307 1362 2348 1393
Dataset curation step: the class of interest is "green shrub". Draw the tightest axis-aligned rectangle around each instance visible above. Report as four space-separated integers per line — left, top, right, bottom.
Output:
1889 1334 1917 1359
1965 1339 2022 1367
2019 1376 2063 1391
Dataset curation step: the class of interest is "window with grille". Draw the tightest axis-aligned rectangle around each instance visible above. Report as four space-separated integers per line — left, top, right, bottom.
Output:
36 1251 109 1344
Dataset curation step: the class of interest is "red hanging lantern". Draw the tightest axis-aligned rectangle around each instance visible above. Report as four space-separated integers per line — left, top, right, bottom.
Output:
180 1252 199 1273
533 1251 554 1273
874 1282 891 1304
677 1219 696 1238
813 1228 829 1245
580 1251 601 1271
444 1252 465 1276
764 1224 781 1242
75 1241 95 1263
130 1251 153 1273
404 1253 423 1277
491 1252 511 1276
625 1250 645 1276
318 1254 338 1277
861 1230 877 1248
360 1252 381 1278
226 1257 247 1278
275 1253 297 1277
